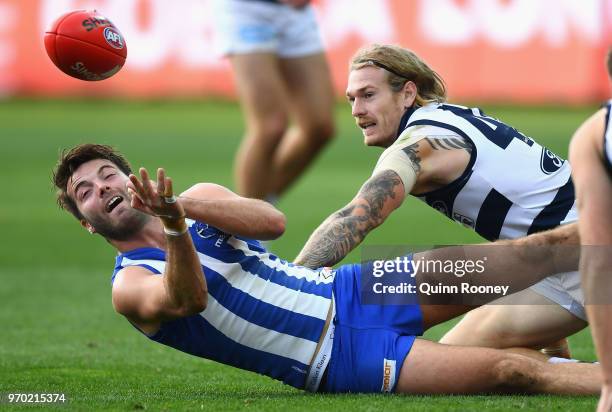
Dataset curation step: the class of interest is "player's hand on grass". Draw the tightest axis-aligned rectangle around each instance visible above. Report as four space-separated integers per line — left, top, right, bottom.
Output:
127 167 186 225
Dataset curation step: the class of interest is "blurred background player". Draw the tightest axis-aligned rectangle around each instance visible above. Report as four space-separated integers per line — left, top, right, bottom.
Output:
569 49 612 412
295 44 586 356
213 0 335 201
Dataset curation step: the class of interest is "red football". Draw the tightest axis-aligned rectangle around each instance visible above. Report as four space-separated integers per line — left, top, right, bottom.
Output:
44 10 127 81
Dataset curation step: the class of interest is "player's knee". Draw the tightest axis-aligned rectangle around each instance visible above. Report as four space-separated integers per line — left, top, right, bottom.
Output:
248 113 289 145
493 357 539 393
302 117 335 145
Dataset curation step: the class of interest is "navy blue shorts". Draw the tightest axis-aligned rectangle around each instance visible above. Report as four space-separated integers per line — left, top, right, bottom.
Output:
320 262 423 393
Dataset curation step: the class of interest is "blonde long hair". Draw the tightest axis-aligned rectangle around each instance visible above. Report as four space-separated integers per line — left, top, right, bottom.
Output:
350 44 447 107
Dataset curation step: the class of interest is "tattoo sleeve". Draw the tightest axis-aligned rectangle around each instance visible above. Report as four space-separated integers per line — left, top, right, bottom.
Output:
401 143 422 174
294 170 404 269
425 136 473 153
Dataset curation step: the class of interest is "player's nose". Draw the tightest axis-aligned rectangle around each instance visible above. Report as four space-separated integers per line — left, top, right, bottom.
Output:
95 181 111 197
352 99 366 117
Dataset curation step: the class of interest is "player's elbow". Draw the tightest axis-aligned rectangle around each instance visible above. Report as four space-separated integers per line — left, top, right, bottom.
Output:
270 212 286 238
191 295 208 314
180 292 208 316
258 209 286 240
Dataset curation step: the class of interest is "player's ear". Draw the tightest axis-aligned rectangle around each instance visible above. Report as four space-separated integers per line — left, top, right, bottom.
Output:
403 81 417 108
80 219 96 234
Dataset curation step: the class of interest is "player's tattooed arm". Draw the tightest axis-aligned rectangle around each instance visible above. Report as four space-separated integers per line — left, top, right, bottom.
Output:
295 170 405 269
401 143 422 174
424 136 473 154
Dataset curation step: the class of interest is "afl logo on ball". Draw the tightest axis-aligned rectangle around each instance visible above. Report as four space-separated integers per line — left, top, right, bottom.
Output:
103 27 124 49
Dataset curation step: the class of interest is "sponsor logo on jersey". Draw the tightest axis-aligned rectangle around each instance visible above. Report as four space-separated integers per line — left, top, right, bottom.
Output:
540 147 565 174
195 222 217 239
319 267 336 280
381 358 396 392
103 27 124 49
453 212 475 228
431 200 450 217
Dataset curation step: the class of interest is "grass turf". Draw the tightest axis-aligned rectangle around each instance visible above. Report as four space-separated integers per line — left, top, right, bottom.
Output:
0 99 600 411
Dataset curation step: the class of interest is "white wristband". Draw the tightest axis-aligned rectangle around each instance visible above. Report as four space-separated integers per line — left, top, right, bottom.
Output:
164 225 188 236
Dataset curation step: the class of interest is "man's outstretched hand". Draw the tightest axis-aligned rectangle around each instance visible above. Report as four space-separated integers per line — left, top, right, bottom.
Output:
127 167 186 227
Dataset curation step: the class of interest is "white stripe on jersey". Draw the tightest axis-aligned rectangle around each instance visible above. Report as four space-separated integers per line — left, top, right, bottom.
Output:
227 237 335 284
119 253 331 321
500 197 576 240
196 251 331 321
200 294 317 365
120 257 166 273
450 173 490 224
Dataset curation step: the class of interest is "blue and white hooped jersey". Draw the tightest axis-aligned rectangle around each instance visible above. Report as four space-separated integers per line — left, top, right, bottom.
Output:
397 103 576 241
112 220 334 389
603 100 612 177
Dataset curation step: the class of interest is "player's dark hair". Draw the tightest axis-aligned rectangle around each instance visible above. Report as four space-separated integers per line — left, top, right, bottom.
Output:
350 44 447 107
607 48 612 79
53 144 132 220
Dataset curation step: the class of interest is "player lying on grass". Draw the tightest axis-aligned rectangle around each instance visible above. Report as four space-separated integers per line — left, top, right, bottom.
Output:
52 144 600 395
295 44 585 358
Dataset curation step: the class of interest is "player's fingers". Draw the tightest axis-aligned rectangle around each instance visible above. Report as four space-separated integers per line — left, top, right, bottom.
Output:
165 177 174 198
126 180 136 193
128 188 140 207
127 187 143 203
157 168 166 196
140 167 155 197
128 174 146 195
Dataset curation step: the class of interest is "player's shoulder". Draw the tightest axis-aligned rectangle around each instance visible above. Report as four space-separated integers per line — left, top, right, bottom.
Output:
576 107 606 148
570 107 607 163
113 265 158 288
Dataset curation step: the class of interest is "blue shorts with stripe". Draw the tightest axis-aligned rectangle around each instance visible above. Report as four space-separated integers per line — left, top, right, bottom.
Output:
320 262 424 393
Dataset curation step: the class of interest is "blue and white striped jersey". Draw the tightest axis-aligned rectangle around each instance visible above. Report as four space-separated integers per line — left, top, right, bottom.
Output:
603 100 612 177
392 103 576 241
112 220 334 389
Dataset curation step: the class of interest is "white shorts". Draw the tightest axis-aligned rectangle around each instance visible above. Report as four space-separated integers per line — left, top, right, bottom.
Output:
212 0 325 58
529 271 586 320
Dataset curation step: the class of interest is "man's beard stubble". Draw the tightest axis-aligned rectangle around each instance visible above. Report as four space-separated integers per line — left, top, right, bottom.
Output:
87 208 150 241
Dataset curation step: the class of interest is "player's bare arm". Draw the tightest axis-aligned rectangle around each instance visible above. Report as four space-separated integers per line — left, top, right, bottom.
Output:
294 134 472 268
179 183 286 240
417 135 472 191
113 167 207 335
294 170 405 268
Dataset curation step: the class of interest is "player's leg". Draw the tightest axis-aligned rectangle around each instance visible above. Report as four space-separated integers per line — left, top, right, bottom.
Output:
439 289 587 349
270 53 335 196
230 53 289 199
413 229 581 332
396 338 600 395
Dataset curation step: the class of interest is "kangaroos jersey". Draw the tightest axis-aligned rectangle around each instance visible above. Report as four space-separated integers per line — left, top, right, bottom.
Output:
112 220 334 389
603 100 612 177
391 103 576 241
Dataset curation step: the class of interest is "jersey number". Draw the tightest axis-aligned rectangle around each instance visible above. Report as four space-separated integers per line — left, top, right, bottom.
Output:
440 104 535 149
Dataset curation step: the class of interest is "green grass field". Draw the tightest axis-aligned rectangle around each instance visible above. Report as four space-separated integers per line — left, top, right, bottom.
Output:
0 99 601 411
